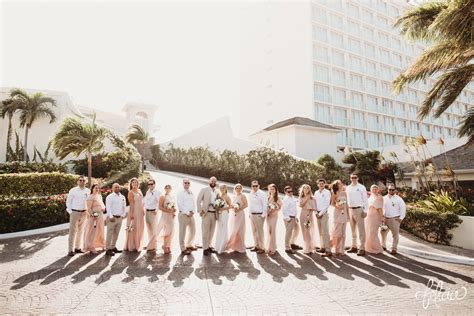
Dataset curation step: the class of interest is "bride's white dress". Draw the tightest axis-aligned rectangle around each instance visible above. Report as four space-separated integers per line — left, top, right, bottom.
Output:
214 209 229 254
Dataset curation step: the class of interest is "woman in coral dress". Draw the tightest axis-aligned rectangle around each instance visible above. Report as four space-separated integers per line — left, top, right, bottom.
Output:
226 183 248 253
84 184 106 254
365 185 384 254
330 180 349 257
299 184 316 254
124 178 145 252
148 184 176 254
266 184 282 255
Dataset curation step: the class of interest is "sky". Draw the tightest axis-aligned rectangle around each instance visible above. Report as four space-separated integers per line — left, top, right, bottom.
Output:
0 0 243 142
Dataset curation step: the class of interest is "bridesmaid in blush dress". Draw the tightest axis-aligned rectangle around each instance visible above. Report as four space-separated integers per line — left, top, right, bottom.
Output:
364 185 384 254
83 184 106 254
226 183 248 253
299 184 316 254
124 178 145 252
330 180 349 257
148 184 176 254
266 184 281 255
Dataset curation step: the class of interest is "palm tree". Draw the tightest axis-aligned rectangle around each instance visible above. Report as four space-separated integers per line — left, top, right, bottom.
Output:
51 114 109 187
0 97 21 161
9 89 57 161
393 0 473 146
125 123 150 157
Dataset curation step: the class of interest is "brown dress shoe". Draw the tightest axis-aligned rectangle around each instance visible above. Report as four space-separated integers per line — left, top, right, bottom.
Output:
357 250 366 256
68 251 75 256
391 250 398 255
322 252 332 257
347 247 358 253
181 250 191 255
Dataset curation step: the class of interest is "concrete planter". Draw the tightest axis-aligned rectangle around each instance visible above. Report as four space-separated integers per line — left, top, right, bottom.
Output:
449 215 474 250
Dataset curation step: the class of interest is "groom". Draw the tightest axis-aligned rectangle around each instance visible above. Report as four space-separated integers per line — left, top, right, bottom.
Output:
196 176 218 255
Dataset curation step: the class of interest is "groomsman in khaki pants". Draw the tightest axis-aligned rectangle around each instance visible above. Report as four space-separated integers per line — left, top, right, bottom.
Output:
346 174 368 256
177 178 197 255
381 184 406 255
197 176 219 255
282 186 300 254
314 179 332 257
144 179 161 252
105 183 126 256
66 176 90 256
249 180 268 254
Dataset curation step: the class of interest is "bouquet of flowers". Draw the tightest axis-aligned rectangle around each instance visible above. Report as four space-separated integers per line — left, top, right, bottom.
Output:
304 214 311 228
125 219 134 232
268 202 277 213
233 202 241 216
380 223 388 231
92 211 100 228
166 202 176 211
336 199 347 214
213 198 226 212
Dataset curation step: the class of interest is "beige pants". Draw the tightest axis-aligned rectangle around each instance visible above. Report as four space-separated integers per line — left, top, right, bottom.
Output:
106 217 123 250
201 212 217 250
349 207 366 250
381 217 401 251
250 214 265 249
284 218 299 250
317 212 331 252
68 211 87 252
179 213 196 251
145 210 158 242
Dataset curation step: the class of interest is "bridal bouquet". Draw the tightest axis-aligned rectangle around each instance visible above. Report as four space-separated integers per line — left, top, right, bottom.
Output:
92 211 100 228
336 199 347 214
268 202 277 212
380 223 388 231
233 202 240 216
166 202 176 211
125 219 134 232
213 198 226 212
304 214 311 228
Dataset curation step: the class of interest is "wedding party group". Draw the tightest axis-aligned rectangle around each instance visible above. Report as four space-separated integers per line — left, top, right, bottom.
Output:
65 174 406 258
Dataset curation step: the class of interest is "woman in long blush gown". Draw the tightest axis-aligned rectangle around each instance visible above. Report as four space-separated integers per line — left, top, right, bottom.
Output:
330 180 349 257
148 184 176 254
299 184 316 254
365 185 384 254
83 184 106 254
226 184 248 253
266 184 282 255
124 178 145 252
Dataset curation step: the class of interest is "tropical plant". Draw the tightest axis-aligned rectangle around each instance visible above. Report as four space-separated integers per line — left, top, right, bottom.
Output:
8 89 57 161
51 114 109 187
393 0 474 146
342 150 383 186
316 154 346 182
125 123 149 159
0 97 21 161
417 190 470 215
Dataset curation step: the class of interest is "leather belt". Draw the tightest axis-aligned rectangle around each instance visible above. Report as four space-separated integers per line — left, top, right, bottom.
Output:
289 216 296 218
207 210 216 213
251 212 263 215
113 215 122 218
349 206 362 209
72 209 86 212
146 209 156 212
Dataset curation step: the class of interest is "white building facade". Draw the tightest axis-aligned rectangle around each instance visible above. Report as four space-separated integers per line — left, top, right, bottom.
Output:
240 0 474 151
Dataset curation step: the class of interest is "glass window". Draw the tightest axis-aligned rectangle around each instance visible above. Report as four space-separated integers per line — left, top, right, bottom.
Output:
366 61 376 75
332 50 345 66
313 7 327 23
347 3 359 18
330 31 344 48
333 88 346 105
349 38 361 54
353 130 366 148
332 69 346 86
364 42 375 57
313 45 329 62
367 95 379 112
378 32 389 46
347 19 360 35
352 111 365 128
366 78 377 93
381 65 391 80
368 132 380 147
380 48 390 63
314 64 329 81
330 13 343 28
361 8 373 23
352 92 364 108
314 84 330 102
362 25 374 41
377 15 388 27
314 103 332 123
349 55 362 71
350 74 363 90
334 107 348 125
313 25 328 42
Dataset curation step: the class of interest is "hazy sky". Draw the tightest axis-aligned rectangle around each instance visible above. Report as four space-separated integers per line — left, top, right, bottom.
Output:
1 0 242 142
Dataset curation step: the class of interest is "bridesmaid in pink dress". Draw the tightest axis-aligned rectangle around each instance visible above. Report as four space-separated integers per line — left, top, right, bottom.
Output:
84 184 106 254
226 184 248 253
148 184 176 254
365 185 384 254
266 184 282 255
330 180 349 257
124 178 145 252
299 184 316 254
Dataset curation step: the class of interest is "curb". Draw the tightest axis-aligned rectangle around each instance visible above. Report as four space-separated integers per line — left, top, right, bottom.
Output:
398 245 474 266
0 223 69 241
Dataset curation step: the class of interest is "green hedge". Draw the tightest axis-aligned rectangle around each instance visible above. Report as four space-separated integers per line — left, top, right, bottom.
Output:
0 172 79 198
0 161 67 174
151 145 324 192
401 207 462 245
0 196 69 233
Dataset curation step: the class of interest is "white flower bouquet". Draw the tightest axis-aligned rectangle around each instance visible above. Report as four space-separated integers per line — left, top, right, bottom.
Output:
92 211 100 228
380 223 388 231
166 202 176 211
336 199 347 214
233 202 241 216
213 198 226 212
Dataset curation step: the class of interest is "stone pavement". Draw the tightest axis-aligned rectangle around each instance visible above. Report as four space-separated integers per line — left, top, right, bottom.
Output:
1 171 473 315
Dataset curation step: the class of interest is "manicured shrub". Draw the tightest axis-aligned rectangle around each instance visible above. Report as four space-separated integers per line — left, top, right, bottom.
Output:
401 207 462 245
0 161 67 174
0 172 79 198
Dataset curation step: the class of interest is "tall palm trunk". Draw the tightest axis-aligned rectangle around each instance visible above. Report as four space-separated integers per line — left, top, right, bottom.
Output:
23 126 29 161
6 115 13 160
87 151 92 188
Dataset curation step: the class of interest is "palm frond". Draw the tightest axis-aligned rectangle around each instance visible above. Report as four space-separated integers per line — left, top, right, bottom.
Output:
458 106 474 147
430 0 473 45
125 123 149 144
418 64 474 119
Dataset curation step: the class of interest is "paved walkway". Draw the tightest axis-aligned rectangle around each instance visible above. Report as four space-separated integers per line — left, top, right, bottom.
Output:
1 170 473 314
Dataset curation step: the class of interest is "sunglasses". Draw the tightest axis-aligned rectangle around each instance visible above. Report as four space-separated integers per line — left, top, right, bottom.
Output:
252 185 258 187
79 180 85 182
148 183 154 186
350 177 358 179
287 190 293 193
184 182 190 184
388 189 395 191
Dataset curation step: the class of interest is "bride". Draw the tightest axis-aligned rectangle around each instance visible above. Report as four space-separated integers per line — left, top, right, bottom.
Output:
214 184 232 254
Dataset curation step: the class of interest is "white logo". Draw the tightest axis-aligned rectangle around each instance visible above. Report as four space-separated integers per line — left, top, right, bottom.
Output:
415 279 467 310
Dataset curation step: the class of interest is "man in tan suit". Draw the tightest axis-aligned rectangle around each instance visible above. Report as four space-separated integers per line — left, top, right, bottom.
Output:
196 176 218 255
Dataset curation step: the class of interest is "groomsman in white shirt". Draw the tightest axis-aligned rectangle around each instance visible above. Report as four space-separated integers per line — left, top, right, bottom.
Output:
177 178 197 255
282 186 301 254
314 179 332 257
105 183 127 256
248 180 268 254
66 176 90 256
197 176 219 255
144 179 161 252
382 184 406 255
345 174 368 256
